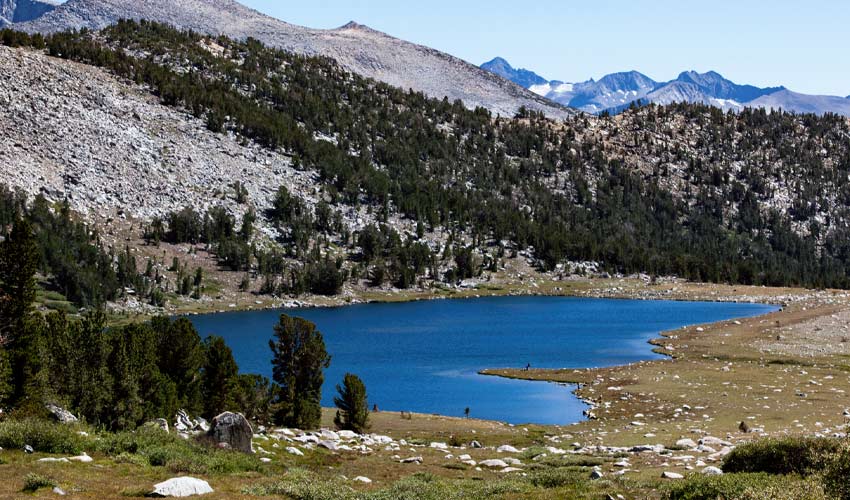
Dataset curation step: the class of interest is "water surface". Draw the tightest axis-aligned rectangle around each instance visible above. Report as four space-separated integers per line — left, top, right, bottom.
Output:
190 296 777 425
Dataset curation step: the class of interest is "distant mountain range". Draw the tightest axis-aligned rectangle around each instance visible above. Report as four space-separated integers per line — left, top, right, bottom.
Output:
0 0 56 27
481 57 850 116
7 0 570 119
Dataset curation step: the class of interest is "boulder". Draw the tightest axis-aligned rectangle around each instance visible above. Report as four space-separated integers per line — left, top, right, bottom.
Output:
353 476 372 483
68 453 93 463
149 477 213 497
174 410 193 432
479 459 509 468
46 404 78 424
702 466 724 475
207 412 254 454
590 470 604 480
24 445 34 454
661 471 684 479
470 440 483 448
318 440 339 451
497 445 520 453
285 447 304 456
400 456 423 464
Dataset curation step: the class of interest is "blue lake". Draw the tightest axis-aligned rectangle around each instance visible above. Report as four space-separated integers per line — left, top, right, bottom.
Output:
189 296 777 425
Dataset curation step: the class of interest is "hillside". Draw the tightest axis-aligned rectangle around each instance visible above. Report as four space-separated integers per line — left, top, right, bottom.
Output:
11 0 570 119
1 22 850 313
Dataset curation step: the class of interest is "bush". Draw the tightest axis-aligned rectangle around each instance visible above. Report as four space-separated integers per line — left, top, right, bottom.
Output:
0 418 86 454
96 426 261 474
722 437 841 475
22 473 57 492
823 447 850 499
664 473 827 500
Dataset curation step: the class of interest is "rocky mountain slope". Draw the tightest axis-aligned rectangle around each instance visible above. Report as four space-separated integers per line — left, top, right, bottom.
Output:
0 44 326 232
10 0 570 119
0 0 55 27
484 58 849 116
3 22 850 310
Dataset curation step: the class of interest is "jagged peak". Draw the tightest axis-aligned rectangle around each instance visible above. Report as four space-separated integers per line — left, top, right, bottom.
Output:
337 20 371 31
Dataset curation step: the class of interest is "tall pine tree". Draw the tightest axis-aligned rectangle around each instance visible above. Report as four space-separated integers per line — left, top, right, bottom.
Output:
269 315 331 429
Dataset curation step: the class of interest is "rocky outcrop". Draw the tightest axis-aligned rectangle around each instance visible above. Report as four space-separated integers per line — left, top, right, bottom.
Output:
207 412 253 454
45 403 78 424
13 0 570 119
0 0 55 27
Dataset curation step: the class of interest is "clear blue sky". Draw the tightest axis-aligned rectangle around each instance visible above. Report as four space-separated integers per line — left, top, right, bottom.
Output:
239 0 849 96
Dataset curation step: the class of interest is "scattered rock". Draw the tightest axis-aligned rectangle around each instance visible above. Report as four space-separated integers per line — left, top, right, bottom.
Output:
285 447 304 456
400 456 423 464
676 438 697 449
69 453 93 463
207 412 253 454
702 466 724 475
149 477 214 497
662 471 684 479
496 445 520 453
479 459 509 468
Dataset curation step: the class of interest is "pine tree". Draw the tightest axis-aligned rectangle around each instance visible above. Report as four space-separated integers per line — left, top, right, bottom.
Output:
269 314 331 429
201 335 239 419
153 317 205 415
333 373 369 433
0 218 38 348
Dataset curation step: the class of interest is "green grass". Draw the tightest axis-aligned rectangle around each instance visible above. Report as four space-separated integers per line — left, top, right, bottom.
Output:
663 473 828 500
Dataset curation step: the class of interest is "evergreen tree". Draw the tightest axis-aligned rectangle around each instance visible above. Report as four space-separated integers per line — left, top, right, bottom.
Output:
269 314 331 429
75 312 111 424
152 317 205 414
333 373 369 433
201 335 239 419
0 218 38 347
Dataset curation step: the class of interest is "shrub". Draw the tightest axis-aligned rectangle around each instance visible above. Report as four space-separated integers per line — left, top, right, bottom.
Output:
823 447 850 499
663 473 827 500
0 418 86 454
722 437 841 475
22 473 57 492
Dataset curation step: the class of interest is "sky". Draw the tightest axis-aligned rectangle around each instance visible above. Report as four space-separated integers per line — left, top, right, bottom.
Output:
237 0 849 96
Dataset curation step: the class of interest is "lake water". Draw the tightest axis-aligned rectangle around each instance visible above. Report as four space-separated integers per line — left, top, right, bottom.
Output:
189 296 777 425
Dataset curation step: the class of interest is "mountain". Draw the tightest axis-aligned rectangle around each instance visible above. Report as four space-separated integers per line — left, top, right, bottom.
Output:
10 0 570 119
484 57 849 116
0 0 56 27
748 89 850 117
480 57 548 88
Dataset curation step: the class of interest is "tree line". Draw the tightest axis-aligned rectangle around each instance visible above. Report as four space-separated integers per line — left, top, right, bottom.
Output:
0 218 367 432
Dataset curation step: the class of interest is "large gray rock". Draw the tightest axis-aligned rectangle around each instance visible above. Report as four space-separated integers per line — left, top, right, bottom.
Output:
149 477 213 497
207 412 253 454
46 403 78 424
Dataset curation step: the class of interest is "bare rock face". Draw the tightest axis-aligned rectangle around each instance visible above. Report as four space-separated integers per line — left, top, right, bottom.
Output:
45 403 78 424
14 0 571 119
0 0 56 27
207 412 253 454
